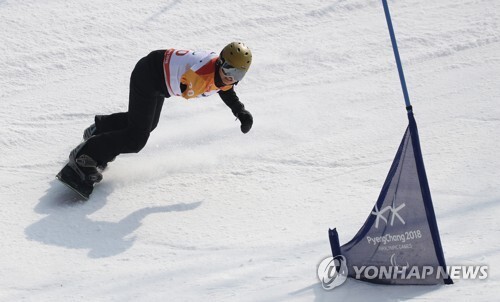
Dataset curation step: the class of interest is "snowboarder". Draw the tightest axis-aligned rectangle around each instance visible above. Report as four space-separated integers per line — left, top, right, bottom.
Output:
57 42 253 199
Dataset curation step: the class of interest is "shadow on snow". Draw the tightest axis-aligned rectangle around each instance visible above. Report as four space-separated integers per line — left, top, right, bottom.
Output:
25 180 202 258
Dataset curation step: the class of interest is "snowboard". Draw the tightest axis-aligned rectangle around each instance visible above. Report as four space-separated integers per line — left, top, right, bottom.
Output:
56 164 94 200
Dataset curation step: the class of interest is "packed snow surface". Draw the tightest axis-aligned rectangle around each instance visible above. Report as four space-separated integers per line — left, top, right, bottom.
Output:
1 0 499 301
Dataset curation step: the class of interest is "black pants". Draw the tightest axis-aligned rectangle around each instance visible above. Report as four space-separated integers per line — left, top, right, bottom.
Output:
79 50 169 165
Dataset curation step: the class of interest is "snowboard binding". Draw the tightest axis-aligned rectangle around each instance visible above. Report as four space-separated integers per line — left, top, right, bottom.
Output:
56 141 103 200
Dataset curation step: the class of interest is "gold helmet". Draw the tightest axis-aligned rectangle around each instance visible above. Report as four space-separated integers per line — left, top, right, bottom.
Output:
219 42 252 82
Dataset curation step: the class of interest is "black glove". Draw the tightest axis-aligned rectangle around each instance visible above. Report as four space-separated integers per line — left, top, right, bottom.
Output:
237 110 253 134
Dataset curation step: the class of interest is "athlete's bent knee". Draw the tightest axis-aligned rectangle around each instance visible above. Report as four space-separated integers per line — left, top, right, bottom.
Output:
126 130 150 153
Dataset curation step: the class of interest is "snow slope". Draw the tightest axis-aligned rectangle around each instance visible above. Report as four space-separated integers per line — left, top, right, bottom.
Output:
1 0 499 300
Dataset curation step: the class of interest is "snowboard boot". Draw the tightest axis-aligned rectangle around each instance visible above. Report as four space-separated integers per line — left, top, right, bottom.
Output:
82 122 115 170
83 123 97 140
68 142 103 184
56 142 102 199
